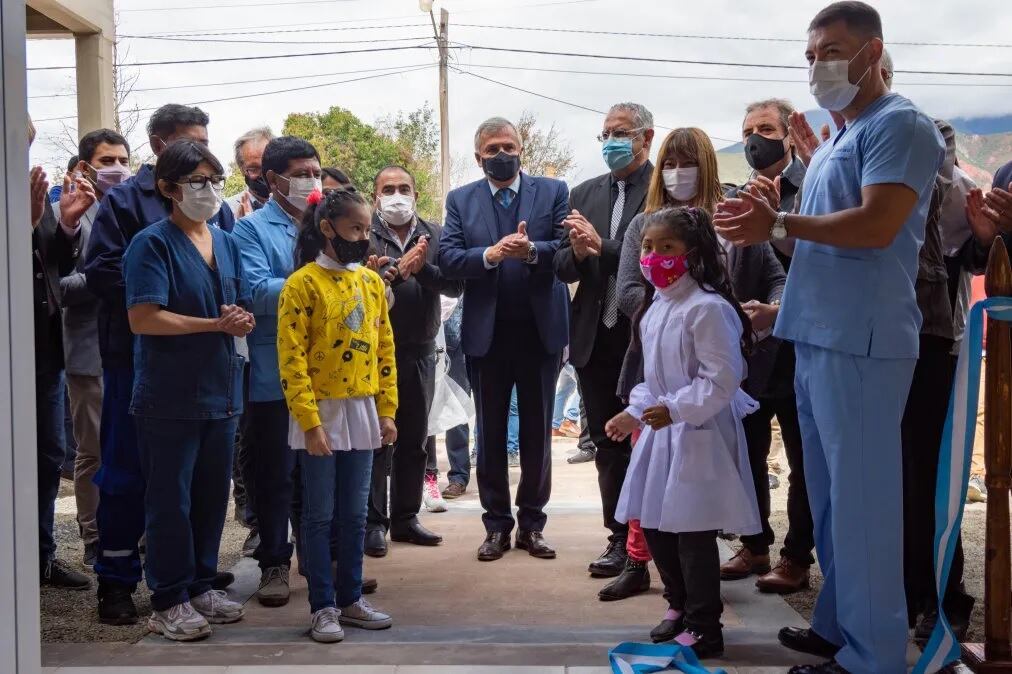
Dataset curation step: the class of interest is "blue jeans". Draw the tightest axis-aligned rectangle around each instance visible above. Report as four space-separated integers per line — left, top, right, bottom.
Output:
37 369 66 564
507 387 519 453
136 415 237 611
301 449 373 613
552 363 580 428
444 303 472 486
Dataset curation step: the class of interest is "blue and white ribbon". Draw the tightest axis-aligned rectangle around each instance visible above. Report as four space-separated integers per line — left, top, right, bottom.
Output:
914 296 1012 674
609 641 726 674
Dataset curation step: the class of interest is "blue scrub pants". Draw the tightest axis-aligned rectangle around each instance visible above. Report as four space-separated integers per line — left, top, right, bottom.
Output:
94 365 145 589
137 415 237 611
794 343 915 674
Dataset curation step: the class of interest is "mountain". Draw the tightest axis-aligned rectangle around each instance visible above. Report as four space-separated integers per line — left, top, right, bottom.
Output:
950 115 1012 137
957 132 1011 187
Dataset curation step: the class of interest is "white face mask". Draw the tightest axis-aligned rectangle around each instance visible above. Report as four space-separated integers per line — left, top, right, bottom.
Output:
174 182 223 222
662 167 699 202
378 193 416 227
809 41 872 112
281 175 322 213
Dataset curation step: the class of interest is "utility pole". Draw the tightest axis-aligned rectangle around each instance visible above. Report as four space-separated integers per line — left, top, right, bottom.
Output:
435 8 450 203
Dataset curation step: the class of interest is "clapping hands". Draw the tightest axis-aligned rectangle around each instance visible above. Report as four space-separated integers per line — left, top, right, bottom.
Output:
564 209 602 260
487 221 532 264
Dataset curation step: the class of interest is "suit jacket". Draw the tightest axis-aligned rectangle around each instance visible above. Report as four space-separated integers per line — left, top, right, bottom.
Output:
33 201 73 375
55 201 102 377
437 172 570 358
555 162 652 368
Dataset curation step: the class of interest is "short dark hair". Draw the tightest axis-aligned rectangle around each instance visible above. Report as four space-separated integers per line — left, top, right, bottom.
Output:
322 166 353 187
808 1 883 39
154 139 224 205
261 136 320 178
373 164 415 191
147 104 210 139
67 155 79 171
78 128 130 164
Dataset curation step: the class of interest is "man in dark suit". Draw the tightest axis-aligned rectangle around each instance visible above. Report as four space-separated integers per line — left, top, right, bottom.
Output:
554 103 654 584
438 117 569 562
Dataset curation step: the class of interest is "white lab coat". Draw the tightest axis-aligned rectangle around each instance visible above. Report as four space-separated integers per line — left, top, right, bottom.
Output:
616 275 761 535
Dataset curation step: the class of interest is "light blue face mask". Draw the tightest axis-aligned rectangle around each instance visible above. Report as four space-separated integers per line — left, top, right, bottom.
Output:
602 138 636 171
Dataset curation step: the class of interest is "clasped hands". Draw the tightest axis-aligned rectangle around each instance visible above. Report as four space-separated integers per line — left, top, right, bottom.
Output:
217 304 255 337
486 221 532 265
604 405 673 442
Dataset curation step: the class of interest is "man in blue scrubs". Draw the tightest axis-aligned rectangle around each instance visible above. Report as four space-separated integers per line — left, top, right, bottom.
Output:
85 104 235 625
713 3 944 672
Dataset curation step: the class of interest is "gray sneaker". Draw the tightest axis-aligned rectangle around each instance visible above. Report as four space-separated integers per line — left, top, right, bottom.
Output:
311 606 345 643
190 589 245 624
967 475 988 503
257 566 291 607
148 601 211 641
338 598 392 630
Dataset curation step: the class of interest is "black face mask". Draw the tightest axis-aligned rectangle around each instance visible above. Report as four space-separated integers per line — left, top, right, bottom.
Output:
482 151 521 183
244 173 271 202
330 232 370 265
744 133 788 171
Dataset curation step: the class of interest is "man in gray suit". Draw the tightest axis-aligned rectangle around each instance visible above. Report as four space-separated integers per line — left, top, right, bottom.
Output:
555 102 654 590
56 129 131 568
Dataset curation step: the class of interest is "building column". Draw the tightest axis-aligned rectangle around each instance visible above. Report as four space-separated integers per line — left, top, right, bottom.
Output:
74 31 115 135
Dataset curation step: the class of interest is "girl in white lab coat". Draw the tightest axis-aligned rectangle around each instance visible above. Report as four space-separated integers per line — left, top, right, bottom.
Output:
606 206 761 659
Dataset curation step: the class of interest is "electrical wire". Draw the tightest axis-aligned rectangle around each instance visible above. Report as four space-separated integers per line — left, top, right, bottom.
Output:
117 34 433 46
121 0 370 12
130 24 429 39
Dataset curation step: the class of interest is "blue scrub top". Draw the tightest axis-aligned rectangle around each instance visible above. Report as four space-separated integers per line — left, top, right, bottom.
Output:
774 93 944 360
124 217 251 420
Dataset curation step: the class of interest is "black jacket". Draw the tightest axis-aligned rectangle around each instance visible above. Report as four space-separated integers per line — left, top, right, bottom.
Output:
33 201 75 374
370 214 463 356
554 161 653 368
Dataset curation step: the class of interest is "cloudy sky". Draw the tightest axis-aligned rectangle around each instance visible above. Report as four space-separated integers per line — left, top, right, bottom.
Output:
27 0 1012 187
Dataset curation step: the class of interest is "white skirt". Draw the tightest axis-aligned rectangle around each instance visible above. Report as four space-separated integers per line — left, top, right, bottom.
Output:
287 396 381 452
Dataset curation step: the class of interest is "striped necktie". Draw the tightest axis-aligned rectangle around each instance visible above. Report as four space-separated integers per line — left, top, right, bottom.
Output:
601 180 625 328
496 188 514 209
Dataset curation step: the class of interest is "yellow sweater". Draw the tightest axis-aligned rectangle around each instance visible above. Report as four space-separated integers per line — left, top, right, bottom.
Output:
277 260 398 432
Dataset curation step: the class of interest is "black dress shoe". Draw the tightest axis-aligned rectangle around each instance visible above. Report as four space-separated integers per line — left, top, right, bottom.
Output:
516 530 556 559
97 581 139 625
588 539 627 577
567 447 596 464
599 559 650 601
211 571 235 590
365 529 388 558
390 521 443 546
788 659 849 674
478 531 511 561
685 629 724 659
362 577 378 594
650 613 684 643
779 627 841 658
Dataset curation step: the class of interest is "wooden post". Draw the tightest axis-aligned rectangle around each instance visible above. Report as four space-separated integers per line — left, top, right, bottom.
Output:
964 236 1012 672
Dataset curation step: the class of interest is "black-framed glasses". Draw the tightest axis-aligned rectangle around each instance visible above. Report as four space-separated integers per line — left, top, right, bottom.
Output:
597 127 644 142
178 174 226 190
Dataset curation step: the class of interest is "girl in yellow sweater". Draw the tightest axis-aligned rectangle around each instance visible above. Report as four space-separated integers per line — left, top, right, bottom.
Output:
277 188 398 643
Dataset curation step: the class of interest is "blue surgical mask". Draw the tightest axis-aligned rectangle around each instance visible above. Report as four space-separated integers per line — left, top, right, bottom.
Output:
602 138 635 171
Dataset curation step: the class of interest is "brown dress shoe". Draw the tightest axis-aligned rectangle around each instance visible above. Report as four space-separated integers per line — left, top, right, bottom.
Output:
756 557 810 594
719 547 770 580
441 482 467 499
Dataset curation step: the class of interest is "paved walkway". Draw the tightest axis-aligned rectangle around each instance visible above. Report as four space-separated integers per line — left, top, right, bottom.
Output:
44 440 816 673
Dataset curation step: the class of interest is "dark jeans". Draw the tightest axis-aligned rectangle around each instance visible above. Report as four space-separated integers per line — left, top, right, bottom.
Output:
37 368 66 565
301 449 373 612
368 349 436 532
233 363 256 528
246 399 296 569
425 435 438 477
444 304 472 487
739 393 815 565
469 321 560 534
95 365 144 588
576 319 632 543
642 528 722 635
136 415 237 611
902 334 969 622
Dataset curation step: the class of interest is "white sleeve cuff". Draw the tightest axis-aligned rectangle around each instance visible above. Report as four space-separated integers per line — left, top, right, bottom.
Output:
60 220 81 238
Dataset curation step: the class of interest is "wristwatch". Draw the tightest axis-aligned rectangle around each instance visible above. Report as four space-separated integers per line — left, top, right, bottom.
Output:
770 211 789 241
525 241 538 264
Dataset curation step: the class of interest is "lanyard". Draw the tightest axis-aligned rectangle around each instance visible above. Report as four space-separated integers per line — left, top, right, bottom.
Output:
609 641 726 674
914 296 1012 674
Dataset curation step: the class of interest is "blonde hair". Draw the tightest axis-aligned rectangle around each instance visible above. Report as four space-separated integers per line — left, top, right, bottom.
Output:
645 128 723 215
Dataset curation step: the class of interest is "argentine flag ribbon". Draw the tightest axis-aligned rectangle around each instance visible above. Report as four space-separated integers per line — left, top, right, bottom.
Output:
609 641 726 674
914 296 1012 674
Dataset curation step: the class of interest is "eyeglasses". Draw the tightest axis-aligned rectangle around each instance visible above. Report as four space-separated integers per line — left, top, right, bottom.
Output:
178 174 226 190
597 127 644 142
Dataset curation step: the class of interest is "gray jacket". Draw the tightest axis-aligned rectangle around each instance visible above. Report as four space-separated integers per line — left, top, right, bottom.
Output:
616 211 786 400
57 201 102 377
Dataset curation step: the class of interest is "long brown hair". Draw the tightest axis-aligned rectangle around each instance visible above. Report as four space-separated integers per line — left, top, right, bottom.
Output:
645 128 723 215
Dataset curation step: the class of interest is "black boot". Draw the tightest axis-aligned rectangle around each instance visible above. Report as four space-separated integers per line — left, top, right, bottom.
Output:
588 539 627 578
41 559 90 591
684 628 724 659
598 559 650 601
97 581 139 625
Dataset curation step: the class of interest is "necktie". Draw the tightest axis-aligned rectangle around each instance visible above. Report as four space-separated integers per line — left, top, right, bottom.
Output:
601 180 625 328
496 188 514 209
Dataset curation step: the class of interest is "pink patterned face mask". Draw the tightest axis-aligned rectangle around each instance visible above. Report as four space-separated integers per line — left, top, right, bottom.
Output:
639 252 689 289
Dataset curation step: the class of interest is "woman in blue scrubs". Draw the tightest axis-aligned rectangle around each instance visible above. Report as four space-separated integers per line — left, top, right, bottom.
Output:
123 139 255 641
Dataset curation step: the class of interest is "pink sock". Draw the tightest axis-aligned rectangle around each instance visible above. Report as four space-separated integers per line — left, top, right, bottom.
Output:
674 630 698 646
664 608 683 621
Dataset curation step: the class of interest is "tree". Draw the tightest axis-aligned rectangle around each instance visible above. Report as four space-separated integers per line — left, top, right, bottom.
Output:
515 110 575 179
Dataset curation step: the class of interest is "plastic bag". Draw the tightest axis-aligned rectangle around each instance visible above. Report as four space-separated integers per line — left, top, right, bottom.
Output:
428 350 474 435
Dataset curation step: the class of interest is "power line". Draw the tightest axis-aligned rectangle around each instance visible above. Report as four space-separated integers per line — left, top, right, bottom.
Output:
121 0 368 12
33 64 434 123
452 23 1012 49
140 23 429 39
118 33 432 46
28 62 432 99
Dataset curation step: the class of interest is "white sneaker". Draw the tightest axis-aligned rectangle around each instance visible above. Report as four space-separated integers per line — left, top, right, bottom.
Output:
967 475 988 503
190 589 245 624
311 606 345 642
339 598 392 630
147 601 211 641
423 473 448 513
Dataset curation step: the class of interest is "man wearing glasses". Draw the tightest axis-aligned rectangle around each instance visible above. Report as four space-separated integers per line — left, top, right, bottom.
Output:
554 103 655 593
85 104 236 626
